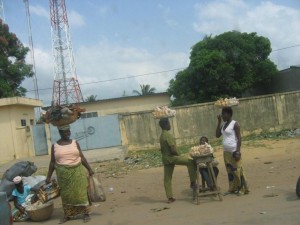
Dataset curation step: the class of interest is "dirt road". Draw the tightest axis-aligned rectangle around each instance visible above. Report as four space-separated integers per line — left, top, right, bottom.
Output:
21 137 300 225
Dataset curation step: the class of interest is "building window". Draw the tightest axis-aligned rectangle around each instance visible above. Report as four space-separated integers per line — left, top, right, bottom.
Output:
30 119 34 126
81 112 98 119
21 119 26 126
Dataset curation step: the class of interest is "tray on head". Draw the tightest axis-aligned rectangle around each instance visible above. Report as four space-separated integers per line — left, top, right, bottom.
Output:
154 115 175 119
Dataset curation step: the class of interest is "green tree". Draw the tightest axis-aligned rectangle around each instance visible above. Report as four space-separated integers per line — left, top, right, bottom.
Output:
0 20 33 98
133 84 156 96
168 31 278 106
85 94 97 102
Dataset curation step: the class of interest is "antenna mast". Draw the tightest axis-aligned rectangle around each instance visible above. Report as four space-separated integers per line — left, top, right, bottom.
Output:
0 0 5 22
24 0 39 100
49 0 83 106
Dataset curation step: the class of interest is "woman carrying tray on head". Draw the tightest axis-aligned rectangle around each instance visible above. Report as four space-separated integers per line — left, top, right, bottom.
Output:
216 107 249 195
46 125 94 224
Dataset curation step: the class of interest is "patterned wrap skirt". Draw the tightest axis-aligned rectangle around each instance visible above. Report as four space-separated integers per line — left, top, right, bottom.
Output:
55 162 91 217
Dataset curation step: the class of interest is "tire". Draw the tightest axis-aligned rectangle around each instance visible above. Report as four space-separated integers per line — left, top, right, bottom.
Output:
296 176 300 198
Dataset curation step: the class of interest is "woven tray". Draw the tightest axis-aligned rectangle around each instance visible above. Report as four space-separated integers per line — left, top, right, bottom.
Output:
154 115 175 119
192 154 214 163
215 103 238 108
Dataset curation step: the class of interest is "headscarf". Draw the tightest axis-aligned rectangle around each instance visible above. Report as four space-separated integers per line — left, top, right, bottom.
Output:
13 176 22 184
57 124 70 131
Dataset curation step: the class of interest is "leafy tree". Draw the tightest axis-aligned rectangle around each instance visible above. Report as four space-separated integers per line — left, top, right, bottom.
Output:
133 84 156 96
168 31 278 106
85 94 97 102
0 20 33 98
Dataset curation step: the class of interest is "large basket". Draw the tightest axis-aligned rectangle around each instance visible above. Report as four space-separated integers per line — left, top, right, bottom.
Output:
26 200 54 222
45 105 86 126
192 153 214 164
49 112 80 126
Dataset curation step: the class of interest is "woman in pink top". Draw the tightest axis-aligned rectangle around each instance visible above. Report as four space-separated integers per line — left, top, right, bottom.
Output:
216 107 249 195
46 125 94 223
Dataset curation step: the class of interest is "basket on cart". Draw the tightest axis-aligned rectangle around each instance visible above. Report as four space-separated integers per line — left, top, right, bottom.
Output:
191 153 214 164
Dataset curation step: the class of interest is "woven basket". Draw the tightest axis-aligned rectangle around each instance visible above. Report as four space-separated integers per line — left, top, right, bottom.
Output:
49 112 80 126
45 105 86 126
26 201 54 222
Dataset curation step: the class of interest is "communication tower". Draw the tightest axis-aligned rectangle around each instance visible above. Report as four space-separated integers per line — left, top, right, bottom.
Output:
49 0 83 106
24 0 39 100
0 0 5 22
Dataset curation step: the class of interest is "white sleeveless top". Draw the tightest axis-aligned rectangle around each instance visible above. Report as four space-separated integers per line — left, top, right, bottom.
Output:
221 120 237 153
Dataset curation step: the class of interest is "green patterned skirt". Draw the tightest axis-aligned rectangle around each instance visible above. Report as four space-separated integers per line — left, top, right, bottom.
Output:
55 163 91 217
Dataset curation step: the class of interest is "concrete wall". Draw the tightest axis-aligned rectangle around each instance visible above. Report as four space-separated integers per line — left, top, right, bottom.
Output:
120 91 300 150
80 93 170 116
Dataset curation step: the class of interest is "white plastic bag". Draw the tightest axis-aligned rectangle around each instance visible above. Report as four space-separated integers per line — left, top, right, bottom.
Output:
88 174 106 202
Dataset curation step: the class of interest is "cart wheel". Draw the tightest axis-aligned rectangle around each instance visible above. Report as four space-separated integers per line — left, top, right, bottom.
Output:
296 176 300 198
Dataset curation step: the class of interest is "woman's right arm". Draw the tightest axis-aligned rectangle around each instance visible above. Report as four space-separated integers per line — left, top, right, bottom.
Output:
13 196 25 213
46 145 55 183
216 114 222 138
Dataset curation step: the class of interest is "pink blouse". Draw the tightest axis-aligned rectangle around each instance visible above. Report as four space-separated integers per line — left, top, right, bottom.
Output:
54 140 81 165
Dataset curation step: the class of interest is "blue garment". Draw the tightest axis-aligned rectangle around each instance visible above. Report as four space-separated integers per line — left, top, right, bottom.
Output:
12 185 31 205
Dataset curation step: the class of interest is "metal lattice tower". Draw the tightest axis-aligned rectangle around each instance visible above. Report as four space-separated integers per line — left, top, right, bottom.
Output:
24 0 39 100
49 0 83 106
0 0 5 22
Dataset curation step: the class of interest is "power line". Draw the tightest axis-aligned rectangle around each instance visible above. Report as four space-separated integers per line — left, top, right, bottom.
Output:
271 44 300 52
27 43 300 93
27 67 185 93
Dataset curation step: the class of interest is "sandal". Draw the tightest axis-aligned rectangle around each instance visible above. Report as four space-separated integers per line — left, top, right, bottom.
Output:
83 214 91 223
58 217 70 224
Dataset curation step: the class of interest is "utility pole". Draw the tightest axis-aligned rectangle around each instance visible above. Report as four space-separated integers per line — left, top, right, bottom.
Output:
49 0 83 106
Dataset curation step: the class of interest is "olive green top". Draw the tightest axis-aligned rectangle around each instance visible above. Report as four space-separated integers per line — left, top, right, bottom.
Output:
160 130 176 165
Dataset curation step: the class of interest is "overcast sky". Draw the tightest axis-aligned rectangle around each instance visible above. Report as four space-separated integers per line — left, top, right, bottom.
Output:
3 0 300 106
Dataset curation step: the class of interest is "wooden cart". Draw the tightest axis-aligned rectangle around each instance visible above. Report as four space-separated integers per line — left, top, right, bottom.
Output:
192 154 223 204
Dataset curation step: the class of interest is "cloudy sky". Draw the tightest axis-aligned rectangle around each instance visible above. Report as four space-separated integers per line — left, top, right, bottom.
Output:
3 0 300 106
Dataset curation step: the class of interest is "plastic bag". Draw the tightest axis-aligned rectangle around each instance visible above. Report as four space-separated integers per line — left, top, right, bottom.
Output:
0 178 15 199
3 161 37 181
88 174 106 202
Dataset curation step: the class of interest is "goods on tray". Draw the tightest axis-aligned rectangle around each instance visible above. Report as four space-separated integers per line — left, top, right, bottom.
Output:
26 200 54 222
189 143 214 157
152 106 176 119
37 179 60 203
215 97 239 107
45 104 86 126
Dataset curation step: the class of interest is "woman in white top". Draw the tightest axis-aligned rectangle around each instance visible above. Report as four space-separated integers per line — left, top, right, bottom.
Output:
216 107 249 195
